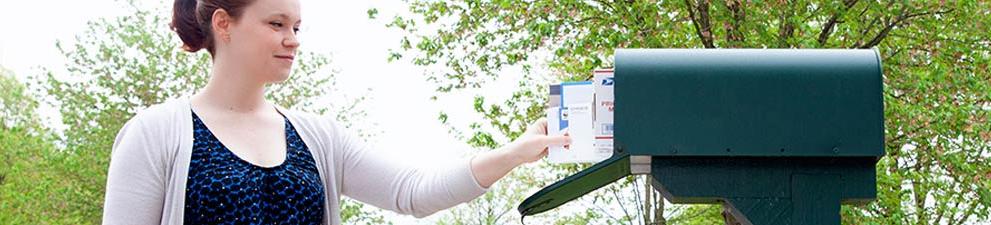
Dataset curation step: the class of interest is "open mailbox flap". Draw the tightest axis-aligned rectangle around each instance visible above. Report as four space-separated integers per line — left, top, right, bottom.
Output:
517 154 631 216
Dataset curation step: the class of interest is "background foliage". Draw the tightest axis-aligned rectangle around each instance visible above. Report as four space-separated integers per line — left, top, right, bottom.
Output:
379 0 991 224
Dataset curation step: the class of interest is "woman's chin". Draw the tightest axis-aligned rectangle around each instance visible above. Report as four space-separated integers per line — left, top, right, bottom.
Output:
269 72 292 83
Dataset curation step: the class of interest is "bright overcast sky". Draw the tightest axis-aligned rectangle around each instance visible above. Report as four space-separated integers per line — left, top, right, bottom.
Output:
0 0 527 223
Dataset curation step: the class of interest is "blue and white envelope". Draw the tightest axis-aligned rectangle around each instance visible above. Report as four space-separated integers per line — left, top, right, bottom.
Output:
547 81 609 163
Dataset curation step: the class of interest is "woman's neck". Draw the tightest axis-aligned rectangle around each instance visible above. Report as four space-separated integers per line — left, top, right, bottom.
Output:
193 63 272 115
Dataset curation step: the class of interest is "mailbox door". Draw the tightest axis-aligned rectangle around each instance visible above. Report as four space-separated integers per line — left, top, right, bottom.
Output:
517 154 631 216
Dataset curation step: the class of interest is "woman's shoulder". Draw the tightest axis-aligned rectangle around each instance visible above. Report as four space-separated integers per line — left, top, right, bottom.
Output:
121 97 190 131
111 97 190 156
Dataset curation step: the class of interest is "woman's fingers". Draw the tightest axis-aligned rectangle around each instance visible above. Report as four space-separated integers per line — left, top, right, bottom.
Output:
542 135 571 147
529 118 549 135
515 118 569 162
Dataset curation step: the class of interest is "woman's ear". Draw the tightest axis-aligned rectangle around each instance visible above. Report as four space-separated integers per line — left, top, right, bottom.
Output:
212 8 232 43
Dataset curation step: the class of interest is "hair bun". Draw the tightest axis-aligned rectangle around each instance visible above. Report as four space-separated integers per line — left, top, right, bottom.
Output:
171 0 208 53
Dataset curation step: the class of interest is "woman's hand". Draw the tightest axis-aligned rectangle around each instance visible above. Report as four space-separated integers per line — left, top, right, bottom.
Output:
504 118 571 164
470 118 571 188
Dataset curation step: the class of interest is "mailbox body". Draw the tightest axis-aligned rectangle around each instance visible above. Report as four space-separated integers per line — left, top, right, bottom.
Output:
518 49 884 225
614 49 883 157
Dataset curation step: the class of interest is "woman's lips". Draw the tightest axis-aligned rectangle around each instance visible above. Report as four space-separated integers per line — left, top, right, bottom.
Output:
275 55 295 63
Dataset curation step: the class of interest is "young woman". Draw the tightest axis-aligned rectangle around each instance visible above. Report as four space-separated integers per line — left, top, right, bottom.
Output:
100 0 571 224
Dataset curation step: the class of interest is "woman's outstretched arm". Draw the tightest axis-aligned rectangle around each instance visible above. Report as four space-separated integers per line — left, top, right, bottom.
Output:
470 118 571 188
336 117 569 218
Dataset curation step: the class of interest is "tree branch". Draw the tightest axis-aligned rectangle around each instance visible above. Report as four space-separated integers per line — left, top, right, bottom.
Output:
777 2 797 48
684 0 715 48
887 123 925 148
818 0 859 47
592 0 615 12
724 0 746 47
859 9 955 49
933 181 964 224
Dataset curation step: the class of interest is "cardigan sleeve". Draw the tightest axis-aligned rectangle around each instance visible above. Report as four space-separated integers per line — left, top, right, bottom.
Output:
102 113 169 224
332 121 489 218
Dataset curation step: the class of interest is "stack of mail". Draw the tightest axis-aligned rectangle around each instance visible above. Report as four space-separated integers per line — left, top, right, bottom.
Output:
546 69 615 163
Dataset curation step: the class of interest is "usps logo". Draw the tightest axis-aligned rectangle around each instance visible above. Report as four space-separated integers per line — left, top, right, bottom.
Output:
601 77 614 86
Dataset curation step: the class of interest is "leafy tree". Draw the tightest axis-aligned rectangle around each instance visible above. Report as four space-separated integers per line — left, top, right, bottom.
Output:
0 67 58 223
0 68 43 131
1 1 383 224
381 0 991 224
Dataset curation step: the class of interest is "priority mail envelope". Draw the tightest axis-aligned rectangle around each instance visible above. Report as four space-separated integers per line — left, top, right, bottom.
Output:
593 69 615 161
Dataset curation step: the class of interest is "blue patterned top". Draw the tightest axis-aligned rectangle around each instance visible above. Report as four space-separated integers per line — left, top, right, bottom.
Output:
184 110 325 224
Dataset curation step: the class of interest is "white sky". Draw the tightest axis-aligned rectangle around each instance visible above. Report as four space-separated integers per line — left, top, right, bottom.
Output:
0 0 524 223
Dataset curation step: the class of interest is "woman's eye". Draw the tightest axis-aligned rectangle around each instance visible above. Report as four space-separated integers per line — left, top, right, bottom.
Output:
293 27 300 33
269 22 283 28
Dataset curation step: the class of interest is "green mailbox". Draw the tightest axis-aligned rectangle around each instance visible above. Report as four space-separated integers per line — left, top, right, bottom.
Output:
518 49 884 225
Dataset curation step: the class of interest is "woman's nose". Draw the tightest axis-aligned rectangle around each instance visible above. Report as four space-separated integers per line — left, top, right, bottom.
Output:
283 34 300 48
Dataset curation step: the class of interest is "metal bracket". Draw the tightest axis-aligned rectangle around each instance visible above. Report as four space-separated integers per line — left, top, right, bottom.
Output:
630 155 652 174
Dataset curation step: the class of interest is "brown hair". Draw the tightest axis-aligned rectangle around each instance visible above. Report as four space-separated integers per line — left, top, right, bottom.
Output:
170 0 254 55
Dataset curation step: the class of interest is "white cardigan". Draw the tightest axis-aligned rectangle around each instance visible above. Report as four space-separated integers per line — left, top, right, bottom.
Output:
102 96 487 224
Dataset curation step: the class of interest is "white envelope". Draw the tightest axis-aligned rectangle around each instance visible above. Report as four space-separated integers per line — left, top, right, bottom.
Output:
547 81 605 163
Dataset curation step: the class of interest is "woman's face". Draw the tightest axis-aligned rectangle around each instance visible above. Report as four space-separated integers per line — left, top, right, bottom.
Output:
222 0 301 83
